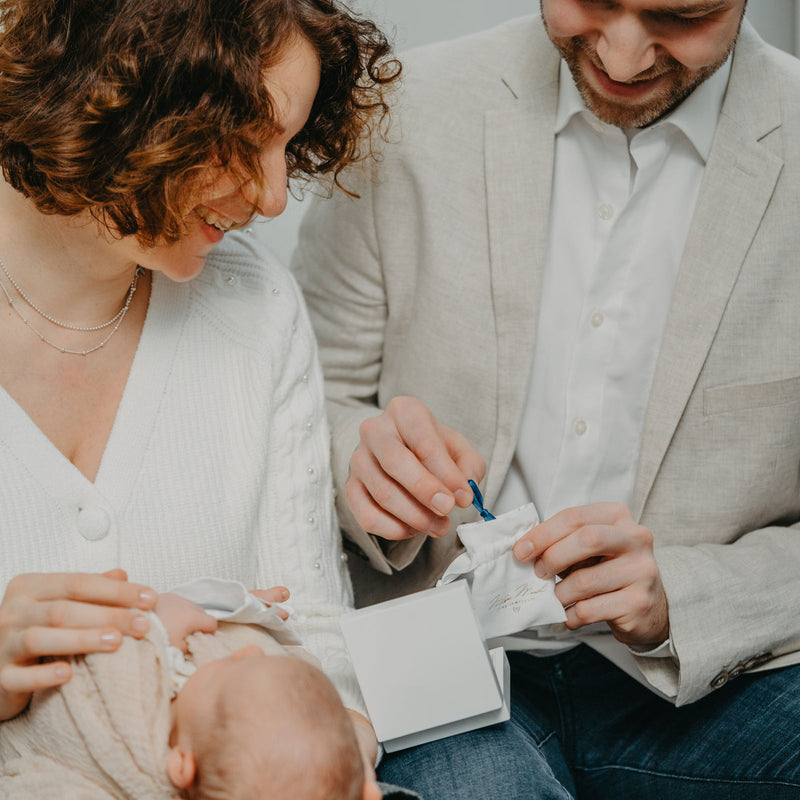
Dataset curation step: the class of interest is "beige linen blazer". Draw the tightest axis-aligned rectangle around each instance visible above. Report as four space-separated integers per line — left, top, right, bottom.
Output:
294 15 800 705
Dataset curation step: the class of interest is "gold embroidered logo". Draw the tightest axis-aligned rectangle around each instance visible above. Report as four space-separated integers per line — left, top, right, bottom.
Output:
487 583 547 614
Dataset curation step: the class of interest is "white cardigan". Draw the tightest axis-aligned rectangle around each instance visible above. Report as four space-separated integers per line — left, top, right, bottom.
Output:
0 230 363 713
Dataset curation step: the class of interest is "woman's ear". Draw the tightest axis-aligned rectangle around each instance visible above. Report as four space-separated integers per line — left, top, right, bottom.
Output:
362 777 384 800
166 745 197 790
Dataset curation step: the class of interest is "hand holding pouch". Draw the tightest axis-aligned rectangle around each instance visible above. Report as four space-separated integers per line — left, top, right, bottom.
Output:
438 503 566 639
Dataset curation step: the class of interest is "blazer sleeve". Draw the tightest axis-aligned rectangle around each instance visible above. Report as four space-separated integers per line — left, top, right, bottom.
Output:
292 170 426 576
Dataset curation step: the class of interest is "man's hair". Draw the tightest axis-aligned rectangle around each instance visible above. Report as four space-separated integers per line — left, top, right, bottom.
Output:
0 0 400 244
185 656 365 800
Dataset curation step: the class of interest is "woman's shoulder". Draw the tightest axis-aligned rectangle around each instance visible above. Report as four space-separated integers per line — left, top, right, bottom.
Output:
186 228 307 348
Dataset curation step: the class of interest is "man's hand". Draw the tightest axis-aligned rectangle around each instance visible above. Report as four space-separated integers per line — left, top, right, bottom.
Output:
0 569 157 721
513 503 669 647
345 396 486 540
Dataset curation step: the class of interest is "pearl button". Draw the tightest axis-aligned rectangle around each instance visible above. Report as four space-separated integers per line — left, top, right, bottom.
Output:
313 562 321 570
225 275 237 285
340 553 349 563
76 506 111 541
301 374 309 383
305 421 313 431
307 514 316 525
590 311 605 328
307 467 315 475
272 288 280 295
244 228 253 235
573 419 588 436
598 203 615 221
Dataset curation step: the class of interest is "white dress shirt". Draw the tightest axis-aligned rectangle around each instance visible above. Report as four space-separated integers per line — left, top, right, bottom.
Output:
494 57 732 658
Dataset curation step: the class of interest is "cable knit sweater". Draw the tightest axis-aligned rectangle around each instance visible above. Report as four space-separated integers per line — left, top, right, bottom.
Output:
0 230 363 714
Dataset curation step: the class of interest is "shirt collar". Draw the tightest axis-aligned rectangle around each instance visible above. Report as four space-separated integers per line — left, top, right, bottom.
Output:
555 55 732 162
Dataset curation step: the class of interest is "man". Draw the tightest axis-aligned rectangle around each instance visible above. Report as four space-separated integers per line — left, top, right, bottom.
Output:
293 1 800 797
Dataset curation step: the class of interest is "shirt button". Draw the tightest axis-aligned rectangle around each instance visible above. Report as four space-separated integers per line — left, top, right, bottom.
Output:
224 274 237 286
340 553 349 563
590 311 605 328
76 506 111 541
305 421 314 431
307 514 316 525
306 467 315 476
573 419 588 436
598 203 615 221
301 374 309 383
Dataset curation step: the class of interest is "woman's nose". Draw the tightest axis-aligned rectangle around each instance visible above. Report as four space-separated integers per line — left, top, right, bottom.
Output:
241 151 289 219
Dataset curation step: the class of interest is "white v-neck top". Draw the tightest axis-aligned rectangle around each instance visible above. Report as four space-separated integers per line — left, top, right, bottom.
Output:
0 231 363 713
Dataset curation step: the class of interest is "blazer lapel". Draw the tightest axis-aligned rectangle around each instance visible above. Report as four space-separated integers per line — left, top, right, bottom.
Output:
632 24 784 519
484 21 560 500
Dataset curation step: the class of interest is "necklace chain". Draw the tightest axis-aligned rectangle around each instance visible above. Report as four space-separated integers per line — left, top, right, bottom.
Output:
0 259 145 356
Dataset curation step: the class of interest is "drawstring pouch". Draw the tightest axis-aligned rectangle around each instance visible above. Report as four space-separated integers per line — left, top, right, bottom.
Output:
438 487 566 639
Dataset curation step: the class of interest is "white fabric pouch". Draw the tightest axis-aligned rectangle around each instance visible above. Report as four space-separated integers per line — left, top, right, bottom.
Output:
438 503 566 639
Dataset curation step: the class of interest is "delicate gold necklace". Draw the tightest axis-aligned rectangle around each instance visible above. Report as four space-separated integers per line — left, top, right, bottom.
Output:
0 257 145 356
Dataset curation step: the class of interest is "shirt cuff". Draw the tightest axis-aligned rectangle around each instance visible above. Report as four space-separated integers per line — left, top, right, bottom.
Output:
627 637 678 662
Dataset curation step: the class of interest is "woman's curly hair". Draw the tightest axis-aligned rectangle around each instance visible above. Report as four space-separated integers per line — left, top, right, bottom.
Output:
0 0 400 244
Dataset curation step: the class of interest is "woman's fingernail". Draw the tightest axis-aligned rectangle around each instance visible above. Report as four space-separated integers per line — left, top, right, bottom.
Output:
514 540 535 560
138 589 157 607
432 493 454 515
54 664 71 681
280 589 290 601
131 615 149 634
100 631 120 648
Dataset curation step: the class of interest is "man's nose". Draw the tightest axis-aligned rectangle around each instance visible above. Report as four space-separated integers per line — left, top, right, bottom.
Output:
595 16 658 82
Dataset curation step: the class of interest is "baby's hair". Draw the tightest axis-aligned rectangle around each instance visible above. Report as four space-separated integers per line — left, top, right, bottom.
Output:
185 656 364 800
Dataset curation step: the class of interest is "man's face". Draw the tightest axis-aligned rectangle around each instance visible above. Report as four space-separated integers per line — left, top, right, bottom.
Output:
541 0 747 128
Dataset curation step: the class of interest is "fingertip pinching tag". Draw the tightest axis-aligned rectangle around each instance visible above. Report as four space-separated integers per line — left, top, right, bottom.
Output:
468 479 496 522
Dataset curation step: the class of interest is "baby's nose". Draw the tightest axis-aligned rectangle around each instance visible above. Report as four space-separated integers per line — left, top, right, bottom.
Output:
231 645 263 661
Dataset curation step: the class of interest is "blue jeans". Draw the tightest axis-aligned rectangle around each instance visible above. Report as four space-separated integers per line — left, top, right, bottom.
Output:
377 645 800 799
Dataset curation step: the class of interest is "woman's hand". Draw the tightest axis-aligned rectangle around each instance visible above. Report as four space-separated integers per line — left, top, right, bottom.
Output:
513 503 670 647
346 396 486 540
0 569 157 721
250 586 291 620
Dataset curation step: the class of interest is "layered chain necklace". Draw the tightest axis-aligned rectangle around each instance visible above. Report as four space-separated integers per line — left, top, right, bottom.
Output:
0 256 145 356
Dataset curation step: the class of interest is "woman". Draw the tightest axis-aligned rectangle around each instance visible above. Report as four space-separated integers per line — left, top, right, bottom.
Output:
0 0 400 785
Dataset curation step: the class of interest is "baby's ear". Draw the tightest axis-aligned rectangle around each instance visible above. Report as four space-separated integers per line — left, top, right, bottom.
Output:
362 778 383 800
166 746 197 790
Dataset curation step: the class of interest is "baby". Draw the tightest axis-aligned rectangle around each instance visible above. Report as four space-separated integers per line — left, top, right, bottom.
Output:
0 585 381 800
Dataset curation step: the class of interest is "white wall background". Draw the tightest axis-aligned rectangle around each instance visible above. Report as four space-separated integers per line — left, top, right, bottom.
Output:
257 0 798 265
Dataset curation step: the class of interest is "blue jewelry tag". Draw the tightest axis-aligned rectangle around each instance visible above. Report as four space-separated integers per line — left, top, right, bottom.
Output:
468 479 495 522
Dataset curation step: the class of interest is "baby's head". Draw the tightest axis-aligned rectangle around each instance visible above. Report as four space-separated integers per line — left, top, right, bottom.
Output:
167 647 378 800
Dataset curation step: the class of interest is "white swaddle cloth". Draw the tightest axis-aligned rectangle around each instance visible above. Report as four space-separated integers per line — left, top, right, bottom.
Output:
438 503 566 639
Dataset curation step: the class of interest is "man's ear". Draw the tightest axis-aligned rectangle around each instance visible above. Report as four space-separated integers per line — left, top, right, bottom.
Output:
166 745 197 790
362 777 383 800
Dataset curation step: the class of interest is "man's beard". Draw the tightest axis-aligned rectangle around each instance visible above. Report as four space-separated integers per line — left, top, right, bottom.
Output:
551 34 734 128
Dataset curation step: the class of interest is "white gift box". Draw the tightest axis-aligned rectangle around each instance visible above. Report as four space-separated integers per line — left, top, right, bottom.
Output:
341 581 510 753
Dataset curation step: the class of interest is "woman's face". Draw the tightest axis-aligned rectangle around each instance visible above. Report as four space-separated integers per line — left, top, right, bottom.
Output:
125 35 320 282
